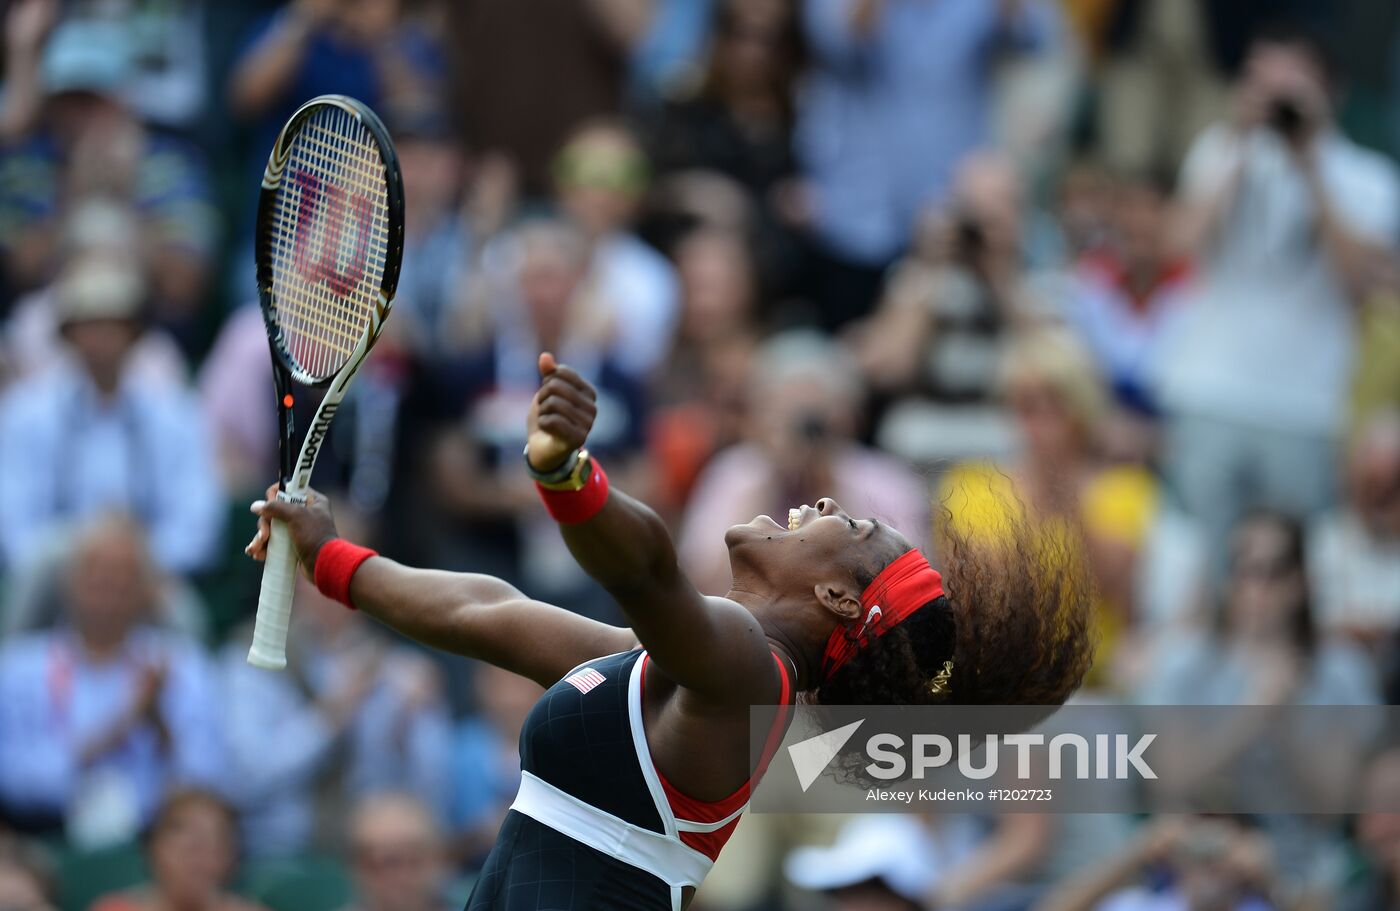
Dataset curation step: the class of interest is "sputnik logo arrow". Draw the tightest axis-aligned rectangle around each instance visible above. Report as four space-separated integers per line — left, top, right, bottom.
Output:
788 719 865 792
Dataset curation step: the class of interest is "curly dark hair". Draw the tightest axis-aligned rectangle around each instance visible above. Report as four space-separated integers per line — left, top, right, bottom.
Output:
813 508 1095 713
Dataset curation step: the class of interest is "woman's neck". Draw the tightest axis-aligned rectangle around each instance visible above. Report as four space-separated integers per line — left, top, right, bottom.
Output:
727 586 819 691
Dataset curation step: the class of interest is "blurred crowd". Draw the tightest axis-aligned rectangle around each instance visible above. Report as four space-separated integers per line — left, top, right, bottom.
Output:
0 0 1399 909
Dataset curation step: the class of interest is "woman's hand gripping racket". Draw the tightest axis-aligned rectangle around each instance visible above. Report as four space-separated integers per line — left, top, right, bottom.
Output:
247 95 404 670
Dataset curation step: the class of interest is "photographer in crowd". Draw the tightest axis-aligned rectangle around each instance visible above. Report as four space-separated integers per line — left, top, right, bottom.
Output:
852 152 1061 464
1156 22 1400 570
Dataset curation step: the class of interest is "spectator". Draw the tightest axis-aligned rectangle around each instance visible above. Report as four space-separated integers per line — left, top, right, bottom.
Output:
0 16 219 345
1039 816 1283 911
789 811 1052 911
0 506 210 642
0 836 55 911
1140 511 1380 708
389 105 476 361
1091 0 1230 176
552 119 680 379
648 227 760 514
647 0 802 205
784 816 943 911
1138 511 1377 892
936 329 1158 686
0 255 223 575
1156 22 1400 569
229 0 442 166
678 330 928 595
342 793 450 911
784 814 1050 911
415 218 647 611
221 573 450 858
794 0 1059 328
90 789 266 911
1067 169 1192 415
448 665 540 871
60 0 211 133
2 199 187 392
1308 413 1400 647
853 153 1058 465
0 516 225 844
1342 746 1400 911
445 0 645 192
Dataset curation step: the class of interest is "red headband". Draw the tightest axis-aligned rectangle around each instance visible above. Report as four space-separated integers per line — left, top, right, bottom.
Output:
820 549 945 680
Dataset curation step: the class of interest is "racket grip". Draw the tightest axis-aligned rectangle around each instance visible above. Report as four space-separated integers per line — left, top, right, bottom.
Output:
248 517 298 670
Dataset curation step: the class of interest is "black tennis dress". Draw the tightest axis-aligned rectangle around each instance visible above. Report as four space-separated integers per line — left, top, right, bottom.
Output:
465 648 793 911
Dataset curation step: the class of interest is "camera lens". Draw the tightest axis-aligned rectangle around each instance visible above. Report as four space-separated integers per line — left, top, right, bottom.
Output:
797 414 829 443
1267 98 1306 140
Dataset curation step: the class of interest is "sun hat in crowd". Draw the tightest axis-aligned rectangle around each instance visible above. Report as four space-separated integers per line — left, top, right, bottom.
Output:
41 20 134 97
784 815 937 900
55 256 146 326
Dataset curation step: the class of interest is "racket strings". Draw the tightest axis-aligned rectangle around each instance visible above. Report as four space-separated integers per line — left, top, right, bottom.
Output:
267 104 390 381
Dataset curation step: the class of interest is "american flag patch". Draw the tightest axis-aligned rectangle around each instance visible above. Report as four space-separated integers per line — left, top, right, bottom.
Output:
564 667 606 694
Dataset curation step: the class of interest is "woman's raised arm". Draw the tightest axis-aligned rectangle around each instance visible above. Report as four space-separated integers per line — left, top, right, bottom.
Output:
248 491 637 688
527 355 780 705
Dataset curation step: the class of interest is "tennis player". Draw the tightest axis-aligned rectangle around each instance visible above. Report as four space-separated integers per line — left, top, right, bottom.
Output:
246 353 1092 910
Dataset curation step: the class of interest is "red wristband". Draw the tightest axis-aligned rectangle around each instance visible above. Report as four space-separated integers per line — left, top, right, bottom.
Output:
536 457 609 524
313 539 378 609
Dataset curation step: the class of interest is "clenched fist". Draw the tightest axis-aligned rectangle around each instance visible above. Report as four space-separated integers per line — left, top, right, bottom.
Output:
526 352 598 473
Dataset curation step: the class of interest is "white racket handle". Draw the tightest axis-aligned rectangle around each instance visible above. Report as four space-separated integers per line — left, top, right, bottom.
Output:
248 494 302 670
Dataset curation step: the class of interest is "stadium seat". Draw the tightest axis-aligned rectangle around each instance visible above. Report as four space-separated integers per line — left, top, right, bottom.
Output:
54 840 148 911
240 856 354 911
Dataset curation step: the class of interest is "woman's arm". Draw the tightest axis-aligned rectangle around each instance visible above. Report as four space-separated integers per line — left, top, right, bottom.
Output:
350 560 637 685
247 491 637 687
527 355 781 704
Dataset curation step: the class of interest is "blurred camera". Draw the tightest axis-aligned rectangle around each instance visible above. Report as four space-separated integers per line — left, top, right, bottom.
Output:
955 215 985 259
795 413 830 444
1266 96 1308 141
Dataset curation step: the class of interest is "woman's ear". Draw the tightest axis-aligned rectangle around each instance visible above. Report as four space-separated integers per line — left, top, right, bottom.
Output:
814 582 862 623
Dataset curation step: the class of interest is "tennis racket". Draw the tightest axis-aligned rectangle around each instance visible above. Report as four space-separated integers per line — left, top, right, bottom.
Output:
247 95 405 670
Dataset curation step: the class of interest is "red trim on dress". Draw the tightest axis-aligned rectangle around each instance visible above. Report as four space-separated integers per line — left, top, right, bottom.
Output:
640 652 794 860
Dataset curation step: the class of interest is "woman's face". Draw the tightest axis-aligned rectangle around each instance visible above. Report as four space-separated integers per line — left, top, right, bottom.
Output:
1007 378 1080 462
1226 519 1305 639
555 131 647 237
677 233 754 341
726 498 910 609
712 11 786 94
150 799 237 904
